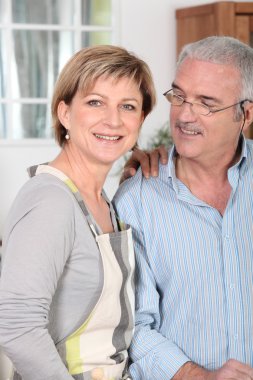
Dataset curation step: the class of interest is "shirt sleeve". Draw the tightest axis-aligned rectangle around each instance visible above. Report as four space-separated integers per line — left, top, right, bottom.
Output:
0 181 75 380
113 174 190 380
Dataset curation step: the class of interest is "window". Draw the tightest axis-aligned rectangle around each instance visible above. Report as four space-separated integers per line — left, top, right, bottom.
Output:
0 0 119 139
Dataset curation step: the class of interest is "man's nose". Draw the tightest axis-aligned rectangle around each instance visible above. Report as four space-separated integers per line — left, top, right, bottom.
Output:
177 101 197 121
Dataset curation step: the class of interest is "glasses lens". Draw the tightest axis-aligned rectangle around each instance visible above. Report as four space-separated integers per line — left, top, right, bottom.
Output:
165 91 183 106
163 90 211 115
192 103 210 116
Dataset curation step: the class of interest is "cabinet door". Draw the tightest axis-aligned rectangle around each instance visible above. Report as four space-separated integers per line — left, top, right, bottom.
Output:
176 2 253 53
234 14 253 139
235 15 250 44
235 3 253 46
235 8 253 138
176 2 235 55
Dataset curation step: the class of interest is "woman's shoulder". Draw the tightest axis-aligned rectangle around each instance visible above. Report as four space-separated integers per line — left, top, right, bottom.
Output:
7 173 77 225
20 172 74 202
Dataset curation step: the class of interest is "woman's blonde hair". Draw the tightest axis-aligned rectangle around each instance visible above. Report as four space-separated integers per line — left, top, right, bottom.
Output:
52 45 156 146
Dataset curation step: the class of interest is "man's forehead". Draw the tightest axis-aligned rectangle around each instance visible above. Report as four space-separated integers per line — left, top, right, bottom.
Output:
173 58 241 93
175 57 239 76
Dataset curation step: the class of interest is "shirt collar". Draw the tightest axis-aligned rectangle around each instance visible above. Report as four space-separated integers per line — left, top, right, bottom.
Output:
167 146 179 192
167 136 248 185
231 135 247 175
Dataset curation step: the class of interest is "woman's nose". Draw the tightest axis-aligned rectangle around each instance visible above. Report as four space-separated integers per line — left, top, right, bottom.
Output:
103 107 123 127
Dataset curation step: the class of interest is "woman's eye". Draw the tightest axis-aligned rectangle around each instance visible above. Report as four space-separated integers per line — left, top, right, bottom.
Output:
122 104 135 111
88 100 102 107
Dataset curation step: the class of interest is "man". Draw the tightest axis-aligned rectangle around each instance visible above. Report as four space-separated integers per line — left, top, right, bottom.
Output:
113 36 253 380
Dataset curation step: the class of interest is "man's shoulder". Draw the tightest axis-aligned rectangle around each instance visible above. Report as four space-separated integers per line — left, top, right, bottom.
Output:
245 138 253 163
246 138 253 150
113 161 170 207
113 168 143 206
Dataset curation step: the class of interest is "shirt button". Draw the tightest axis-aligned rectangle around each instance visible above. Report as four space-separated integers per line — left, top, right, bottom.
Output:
230 283 235 289
234 334 238 340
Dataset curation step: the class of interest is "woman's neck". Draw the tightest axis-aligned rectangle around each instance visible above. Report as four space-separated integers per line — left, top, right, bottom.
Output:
50 146 110 200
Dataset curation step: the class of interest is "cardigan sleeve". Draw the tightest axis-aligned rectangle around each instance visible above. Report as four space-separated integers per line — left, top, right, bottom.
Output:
0 180 75 380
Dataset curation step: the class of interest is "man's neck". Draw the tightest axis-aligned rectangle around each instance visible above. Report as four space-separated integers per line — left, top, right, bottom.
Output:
175 155 233 215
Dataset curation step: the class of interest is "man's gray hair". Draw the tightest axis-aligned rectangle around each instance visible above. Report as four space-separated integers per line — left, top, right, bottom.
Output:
178 36 253 102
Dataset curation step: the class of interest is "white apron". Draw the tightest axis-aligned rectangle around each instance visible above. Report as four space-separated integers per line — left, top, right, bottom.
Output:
13 165 135 380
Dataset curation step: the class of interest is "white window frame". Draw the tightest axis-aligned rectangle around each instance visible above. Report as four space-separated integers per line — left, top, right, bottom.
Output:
0 0 120 146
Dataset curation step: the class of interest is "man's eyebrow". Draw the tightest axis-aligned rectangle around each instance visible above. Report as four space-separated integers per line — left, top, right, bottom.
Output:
171 82 181 91
171 82 221 103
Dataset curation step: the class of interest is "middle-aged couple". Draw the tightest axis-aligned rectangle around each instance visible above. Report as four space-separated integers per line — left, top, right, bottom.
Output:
0 35 253 380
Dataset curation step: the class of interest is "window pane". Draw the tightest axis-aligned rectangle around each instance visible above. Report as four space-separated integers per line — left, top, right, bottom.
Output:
12 30 74 98
0 30 6 98
12 103 52 139
82 31 111 47
1 0 115 140
0 103 6 138
12 0 74 24
0 0 4 23
82 0 111 26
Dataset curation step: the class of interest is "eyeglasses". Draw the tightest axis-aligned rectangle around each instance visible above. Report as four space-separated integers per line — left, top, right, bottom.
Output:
163 89 249 116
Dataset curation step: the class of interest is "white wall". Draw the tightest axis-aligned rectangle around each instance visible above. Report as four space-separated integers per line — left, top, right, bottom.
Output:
0 142 60 239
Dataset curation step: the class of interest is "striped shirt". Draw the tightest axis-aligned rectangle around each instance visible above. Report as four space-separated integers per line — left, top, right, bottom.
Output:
113 137 253 380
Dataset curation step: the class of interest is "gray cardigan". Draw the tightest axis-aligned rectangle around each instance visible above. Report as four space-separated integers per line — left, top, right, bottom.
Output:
0 173 109 380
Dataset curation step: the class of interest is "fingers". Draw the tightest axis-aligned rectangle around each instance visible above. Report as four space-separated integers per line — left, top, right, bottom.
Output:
227 359 253 379
156 144 169 165
149 145 168 177
120 145 169 184
119 167 137 184
135 148 152 179
213 359 253 380
120 148 150 183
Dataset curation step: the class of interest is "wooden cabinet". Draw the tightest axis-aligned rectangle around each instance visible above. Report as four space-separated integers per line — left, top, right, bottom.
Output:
176 2 253 54
176 2 253 137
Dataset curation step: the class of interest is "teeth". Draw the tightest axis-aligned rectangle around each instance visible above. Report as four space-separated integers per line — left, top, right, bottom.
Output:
181 128 199 135
95 134 120 141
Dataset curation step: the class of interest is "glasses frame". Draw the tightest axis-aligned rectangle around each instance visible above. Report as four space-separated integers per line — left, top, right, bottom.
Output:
163 89 251 116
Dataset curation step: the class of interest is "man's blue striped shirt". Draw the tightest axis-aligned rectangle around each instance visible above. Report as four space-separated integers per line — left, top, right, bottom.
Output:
113 138 253 380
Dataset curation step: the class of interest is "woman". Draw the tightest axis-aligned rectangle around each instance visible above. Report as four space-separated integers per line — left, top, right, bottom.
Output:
0 45 156 380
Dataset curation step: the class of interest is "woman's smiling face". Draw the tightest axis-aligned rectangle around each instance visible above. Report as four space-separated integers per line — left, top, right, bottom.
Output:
58 75 144 166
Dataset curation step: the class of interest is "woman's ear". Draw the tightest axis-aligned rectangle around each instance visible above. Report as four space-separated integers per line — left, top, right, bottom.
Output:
57 101 70 129
139 111 145 129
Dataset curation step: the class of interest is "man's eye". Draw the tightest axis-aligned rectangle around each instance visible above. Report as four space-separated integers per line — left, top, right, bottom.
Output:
174 94 184 100
88 100 101 106
202 102 216 109
172 92 184 100
200 98 217 108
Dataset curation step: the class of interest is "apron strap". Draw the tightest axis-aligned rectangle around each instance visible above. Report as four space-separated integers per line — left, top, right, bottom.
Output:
31 164 101 237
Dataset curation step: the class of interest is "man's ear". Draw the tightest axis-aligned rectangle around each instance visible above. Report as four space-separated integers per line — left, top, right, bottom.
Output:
242 102 253 133
57 101 70 129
